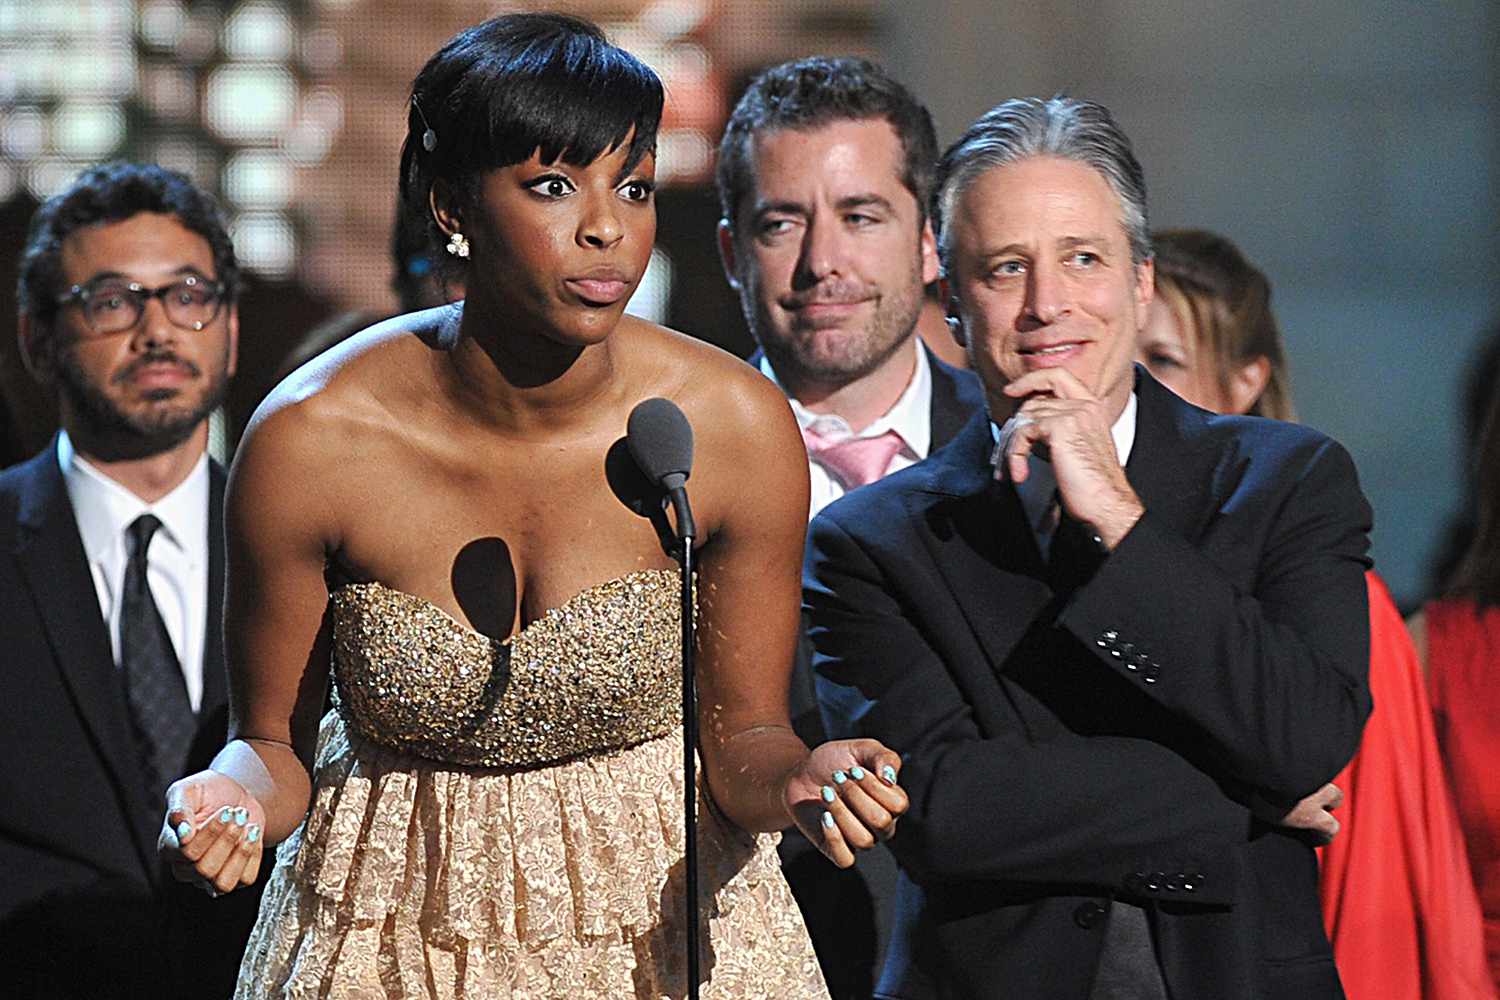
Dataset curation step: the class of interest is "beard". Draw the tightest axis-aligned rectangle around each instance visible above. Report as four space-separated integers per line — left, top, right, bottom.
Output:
747 255 927 392
56 345 229 458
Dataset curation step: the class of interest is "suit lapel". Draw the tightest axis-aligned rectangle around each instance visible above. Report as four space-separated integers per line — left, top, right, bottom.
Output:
11 444 160 878
1124 367 1221 542
926 349 976 449
910 414 1054 693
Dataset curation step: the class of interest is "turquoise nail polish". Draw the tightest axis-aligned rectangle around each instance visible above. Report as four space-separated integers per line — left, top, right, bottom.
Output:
821 785 835 803
217 807 233 823
832 770 847 785
233 807 248 826
246 825 261 844
176 821 192 842
881 765 898 785
850 766 866 781
822 811 835 829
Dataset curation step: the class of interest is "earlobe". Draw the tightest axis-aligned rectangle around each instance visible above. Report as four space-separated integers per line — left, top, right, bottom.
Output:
225 306 241 378
16 314 51 383
1228 356 1272 416
938 276 966 347
1135 257 1155 315
428 182 461 238
716 220 741 291
919 220 939 286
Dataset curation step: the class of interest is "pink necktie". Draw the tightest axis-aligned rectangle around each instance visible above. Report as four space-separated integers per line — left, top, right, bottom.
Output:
800 427 906 489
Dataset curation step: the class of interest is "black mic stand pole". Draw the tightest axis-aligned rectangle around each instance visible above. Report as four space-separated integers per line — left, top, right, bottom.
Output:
668 487 700 1000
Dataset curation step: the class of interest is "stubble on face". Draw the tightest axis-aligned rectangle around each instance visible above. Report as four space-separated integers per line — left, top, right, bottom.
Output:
731 119 935 396
745 243 926 388
56 338 230 454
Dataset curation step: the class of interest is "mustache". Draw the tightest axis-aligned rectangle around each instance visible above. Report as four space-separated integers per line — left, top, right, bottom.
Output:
781 280 874 309
113 351 201 384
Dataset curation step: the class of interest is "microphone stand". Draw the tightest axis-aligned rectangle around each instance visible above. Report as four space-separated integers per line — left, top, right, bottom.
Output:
667 486 700 1000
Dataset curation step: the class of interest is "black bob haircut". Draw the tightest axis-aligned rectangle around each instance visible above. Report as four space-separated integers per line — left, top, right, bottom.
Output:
399 13 663 249
17 161 239 339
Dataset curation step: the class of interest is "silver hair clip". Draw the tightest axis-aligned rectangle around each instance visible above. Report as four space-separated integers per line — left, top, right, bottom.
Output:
412 95 437 153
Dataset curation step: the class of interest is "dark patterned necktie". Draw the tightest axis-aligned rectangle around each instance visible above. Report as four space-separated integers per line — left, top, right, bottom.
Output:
120 514 195 800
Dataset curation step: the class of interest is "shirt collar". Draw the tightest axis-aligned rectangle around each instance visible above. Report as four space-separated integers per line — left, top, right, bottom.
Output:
760 340 933 457
58 430 210 564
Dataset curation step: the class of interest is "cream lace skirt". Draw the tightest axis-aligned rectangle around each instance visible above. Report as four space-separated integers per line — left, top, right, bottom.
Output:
235 713 828 998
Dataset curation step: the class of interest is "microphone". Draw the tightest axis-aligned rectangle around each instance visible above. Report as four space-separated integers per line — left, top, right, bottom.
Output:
627 397 696 540
625 396 703 998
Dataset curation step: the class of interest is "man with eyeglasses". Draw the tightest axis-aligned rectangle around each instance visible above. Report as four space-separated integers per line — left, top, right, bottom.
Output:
0 161 261 997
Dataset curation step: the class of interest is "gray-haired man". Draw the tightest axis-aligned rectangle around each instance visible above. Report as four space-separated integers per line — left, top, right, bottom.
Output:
804 97 1370 999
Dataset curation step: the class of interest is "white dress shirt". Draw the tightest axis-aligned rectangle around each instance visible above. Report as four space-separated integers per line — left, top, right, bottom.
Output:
58 431 209 711
762 340 934 519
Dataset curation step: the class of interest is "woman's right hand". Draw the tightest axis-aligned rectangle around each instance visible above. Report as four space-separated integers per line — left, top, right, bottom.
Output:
158 769 267 895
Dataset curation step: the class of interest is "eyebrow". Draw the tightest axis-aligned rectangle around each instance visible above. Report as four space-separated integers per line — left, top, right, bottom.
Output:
751 192 895 222
835 193 894 213
77 265 214 286
611 151 656 187
977 235 1113 258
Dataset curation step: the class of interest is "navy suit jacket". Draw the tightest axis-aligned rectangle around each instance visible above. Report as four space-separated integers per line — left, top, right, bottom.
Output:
0 440 261 998
805 368 1373 999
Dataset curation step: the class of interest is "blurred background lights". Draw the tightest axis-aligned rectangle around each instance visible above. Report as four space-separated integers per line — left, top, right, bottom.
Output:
1 109 47 161
231 211 297 278
300 28 341 74
625 248 675 326
60 41 137 98
662 41 710 79
301 88 343 131
138 0 189 49
223 2 295 62
641 0 709 38
224 150 293 209
172 11 221 64
149 138 216 190
25 158 88 200
52 104 127 159
280 120 334 165
655 130 711 184
205 63 297 141
142 65 198 119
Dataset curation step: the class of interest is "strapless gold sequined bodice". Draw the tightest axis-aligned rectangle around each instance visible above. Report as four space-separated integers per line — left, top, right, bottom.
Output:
328 568 682 769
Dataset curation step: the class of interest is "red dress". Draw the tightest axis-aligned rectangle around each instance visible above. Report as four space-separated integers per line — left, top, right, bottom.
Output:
1317 574 1496 999
1425 595 1500 993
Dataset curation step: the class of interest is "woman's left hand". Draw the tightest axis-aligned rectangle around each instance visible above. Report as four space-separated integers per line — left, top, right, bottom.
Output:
784 739 908 868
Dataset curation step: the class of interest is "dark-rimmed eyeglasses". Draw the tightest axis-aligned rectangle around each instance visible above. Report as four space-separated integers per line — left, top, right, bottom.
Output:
56 274 227 337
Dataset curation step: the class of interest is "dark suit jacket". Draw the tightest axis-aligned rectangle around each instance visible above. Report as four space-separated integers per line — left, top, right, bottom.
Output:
753 345 984 999
0 440 262 999
805 369 1373 1000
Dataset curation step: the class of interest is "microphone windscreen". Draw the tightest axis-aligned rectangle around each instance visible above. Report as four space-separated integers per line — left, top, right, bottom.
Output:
627 397 694 487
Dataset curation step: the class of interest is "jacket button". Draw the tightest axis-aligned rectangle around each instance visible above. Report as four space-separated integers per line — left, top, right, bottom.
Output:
1074 901 1107 929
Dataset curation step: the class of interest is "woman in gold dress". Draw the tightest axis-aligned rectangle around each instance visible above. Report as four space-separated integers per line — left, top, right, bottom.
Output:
159 14 905 997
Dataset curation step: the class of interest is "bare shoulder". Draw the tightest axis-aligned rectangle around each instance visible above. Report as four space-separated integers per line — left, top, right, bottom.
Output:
618 317 796 447
616 318 806 531
233 310 448 495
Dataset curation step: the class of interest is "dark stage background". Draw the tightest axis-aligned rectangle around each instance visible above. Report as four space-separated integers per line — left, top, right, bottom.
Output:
1 0 1496 608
